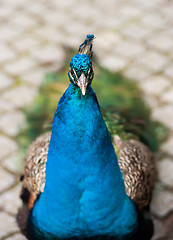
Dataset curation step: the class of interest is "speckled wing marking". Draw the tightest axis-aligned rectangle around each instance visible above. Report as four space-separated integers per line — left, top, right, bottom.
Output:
114 136 157 209
17 133 51 235
22 133 51 197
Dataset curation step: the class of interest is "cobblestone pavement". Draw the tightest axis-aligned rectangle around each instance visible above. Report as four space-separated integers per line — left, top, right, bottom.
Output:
0 0 173 239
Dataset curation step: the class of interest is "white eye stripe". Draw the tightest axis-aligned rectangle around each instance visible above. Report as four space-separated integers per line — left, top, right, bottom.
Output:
70 68 78 79
88 68 93 75
69 68 78 82
69 72 74 81
73 68 78 79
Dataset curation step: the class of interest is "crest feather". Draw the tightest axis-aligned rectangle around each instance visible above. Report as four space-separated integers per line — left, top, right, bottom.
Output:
78 34 95 59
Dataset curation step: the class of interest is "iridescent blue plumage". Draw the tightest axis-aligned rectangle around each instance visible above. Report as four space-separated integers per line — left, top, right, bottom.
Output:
18 35 154 240
70 54 92 72
29 83 138 239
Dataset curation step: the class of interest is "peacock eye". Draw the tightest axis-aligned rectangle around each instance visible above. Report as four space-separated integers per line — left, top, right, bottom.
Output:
88 68 93 75
71 69 75 76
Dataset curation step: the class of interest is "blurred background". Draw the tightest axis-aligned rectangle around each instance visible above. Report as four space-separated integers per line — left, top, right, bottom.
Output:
0 0 173 239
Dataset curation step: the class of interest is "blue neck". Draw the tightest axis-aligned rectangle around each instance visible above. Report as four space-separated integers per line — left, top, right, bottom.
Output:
30 83 137 239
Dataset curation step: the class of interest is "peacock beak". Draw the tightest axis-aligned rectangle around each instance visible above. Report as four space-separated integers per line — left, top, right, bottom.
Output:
77 72 88 95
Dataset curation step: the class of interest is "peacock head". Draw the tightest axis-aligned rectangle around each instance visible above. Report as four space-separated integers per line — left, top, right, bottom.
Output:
68 54 94 95
68 34 95 95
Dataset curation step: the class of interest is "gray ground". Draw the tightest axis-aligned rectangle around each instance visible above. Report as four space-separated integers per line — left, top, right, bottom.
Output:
0 0 173 239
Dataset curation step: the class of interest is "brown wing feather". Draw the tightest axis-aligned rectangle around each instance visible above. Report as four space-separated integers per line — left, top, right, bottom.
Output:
114 135 157 209
17 133 51 235
22 133 51 196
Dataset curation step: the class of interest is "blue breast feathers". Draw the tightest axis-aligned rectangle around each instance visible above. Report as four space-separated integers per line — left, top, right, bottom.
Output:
29 83 138 239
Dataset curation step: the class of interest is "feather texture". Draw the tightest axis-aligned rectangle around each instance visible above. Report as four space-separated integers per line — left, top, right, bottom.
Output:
22 133 50 195
18 133 155 239
17 133 51 235
78 34 95 58
17 35 155 240
114 135 156 209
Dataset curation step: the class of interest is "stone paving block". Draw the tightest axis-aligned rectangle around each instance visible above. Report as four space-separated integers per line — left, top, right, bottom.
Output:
2 152 22 173
69 9 100 29
0 99 16 114
0 184 22 215
21 69 45 86
143 95 158 109
0 167 15 192
32 45 65 66
100 11 132 30
0 26 22 42
152 218 166 240
12 14 37 28
0 44 15 63
6 233 27 240
2 0 28 8
36 25 66 44
165 64 173 79
147 35 173 53
139 76 171 97
95 32 122 53
43 10 68 26
162 6 173 22
0 73 13 90
13 36 39 52
0 111 25 136
141 14 166 28
104 17 126 29
61 32 85 49
161 137 173 156
0 212 19 238
113 41 144 58
70 5 95 22
133 0 163 9
161 89 173 104
151 105 173 130
160 28 173 41
0 136 18 161
65 23 92 37
124 65 149 81
1 86 37 108
4 58 36 76
0 6 12 19
100 55 127 72
27 2 46 15
151 188 173 217
118 5 142 18
120 24 151 40
158 158 173 188
136 51 168 72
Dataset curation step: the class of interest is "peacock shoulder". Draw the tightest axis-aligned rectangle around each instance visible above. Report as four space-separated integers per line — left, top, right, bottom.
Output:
22 133 51 196
114 135 157 209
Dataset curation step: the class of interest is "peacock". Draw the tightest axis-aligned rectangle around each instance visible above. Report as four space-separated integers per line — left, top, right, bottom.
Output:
17 35 156 240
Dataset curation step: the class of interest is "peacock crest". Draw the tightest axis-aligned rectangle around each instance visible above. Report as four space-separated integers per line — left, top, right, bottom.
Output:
78 34 95 59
